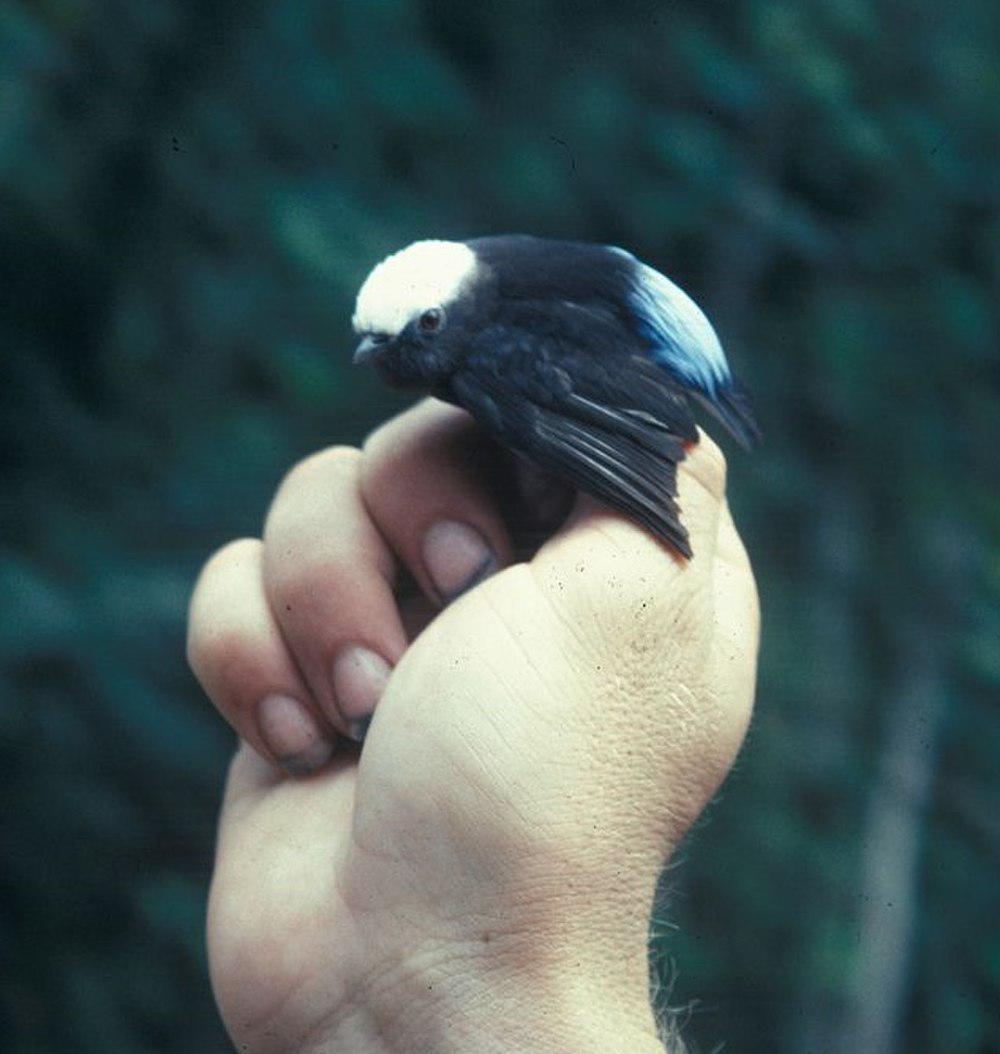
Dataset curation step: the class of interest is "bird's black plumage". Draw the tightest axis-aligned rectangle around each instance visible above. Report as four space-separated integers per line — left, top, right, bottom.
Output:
351 235 760 556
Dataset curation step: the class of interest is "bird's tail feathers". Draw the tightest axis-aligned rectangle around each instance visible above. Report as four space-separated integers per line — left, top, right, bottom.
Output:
695 380 763 451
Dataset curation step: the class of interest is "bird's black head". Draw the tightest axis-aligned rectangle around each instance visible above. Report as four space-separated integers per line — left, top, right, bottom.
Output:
351 240 488 392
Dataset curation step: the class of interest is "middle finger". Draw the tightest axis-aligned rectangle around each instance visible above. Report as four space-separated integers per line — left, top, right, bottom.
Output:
262 446 407 740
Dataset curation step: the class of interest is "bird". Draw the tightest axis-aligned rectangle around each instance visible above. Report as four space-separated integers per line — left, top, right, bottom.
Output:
351 235 760 558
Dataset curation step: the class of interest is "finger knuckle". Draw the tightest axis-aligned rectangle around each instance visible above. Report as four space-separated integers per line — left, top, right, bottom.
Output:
361 399 467 468
202 537 261 578
360 418 418 479
279 445 361 495
360 418 393 462
187 538 261 675
188 538 260 622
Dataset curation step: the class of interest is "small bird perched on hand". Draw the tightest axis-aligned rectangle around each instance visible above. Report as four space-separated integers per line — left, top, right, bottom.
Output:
352 235 760 557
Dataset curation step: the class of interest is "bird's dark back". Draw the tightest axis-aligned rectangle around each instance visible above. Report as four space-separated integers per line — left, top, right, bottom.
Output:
468 235 633 313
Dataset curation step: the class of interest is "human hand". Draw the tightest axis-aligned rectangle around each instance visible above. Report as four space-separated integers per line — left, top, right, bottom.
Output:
187 398 759 1054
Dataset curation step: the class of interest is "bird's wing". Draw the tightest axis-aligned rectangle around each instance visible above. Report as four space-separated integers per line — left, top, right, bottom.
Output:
614 250 762 449
448 327 699 556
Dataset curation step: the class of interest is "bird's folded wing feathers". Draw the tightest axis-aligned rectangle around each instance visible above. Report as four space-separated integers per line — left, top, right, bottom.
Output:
524 405 690 555
449 337 699 556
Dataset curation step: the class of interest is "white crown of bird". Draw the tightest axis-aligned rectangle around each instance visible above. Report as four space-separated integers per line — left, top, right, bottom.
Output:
352 240 477 337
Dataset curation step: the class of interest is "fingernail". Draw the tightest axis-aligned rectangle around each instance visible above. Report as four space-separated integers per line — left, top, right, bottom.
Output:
257 694 333 776
347 714 371 744
332 646 391 741
423 520 498 604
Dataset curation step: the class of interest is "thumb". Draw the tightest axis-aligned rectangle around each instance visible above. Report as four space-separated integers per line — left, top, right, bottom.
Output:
517 433 732 851
529 430 726 648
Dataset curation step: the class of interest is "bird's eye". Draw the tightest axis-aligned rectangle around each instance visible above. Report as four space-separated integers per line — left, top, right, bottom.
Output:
418 307 444 333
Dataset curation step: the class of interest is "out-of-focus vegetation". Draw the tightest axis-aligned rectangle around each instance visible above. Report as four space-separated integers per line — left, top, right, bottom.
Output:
1 1 997 1052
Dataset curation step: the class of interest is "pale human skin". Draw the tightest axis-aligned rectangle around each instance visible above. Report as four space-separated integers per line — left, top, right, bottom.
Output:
187 398 760 1054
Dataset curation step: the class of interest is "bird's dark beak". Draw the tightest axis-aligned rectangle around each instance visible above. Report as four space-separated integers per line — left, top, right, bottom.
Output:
353 334 386 366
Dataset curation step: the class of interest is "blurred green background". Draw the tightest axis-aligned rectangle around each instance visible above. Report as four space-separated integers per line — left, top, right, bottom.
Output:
1 1 998 1051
